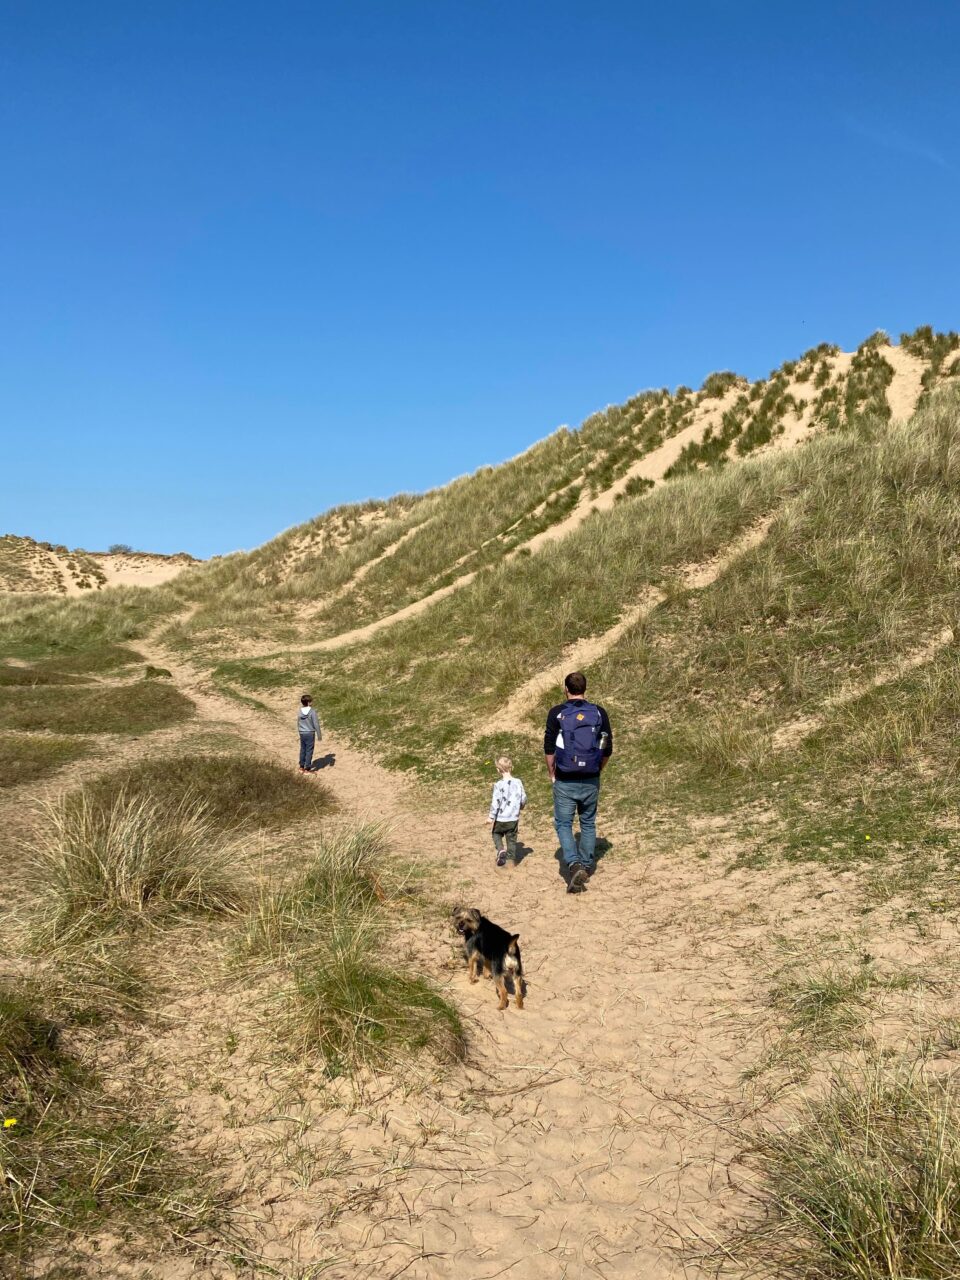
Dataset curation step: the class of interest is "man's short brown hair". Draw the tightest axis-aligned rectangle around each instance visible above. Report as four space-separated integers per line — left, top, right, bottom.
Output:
564 671 587 696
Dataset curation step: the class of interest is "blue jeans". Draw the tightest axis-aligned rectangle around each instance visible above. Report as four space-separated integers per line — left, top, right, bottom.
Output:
553 777 600 869
299 732 315 770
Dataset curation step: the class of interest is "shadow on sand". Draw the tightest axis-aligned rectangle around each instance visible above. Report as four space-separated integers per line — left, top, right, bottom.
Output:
307 753 336 772
554 836 612 890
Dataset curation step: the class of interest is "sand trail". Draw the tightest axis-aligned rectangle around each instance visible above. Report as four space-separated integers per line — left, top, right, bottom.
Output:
123 628 866 1280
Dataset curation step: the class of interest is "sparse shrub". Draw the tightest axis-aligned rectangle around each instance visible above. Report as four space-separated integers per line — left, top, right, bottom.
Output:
108 543 134 554
700 370 744 399
282 924 466 1068
814 363 831 389
622 475 656 499
742 1065 960 1279
26 791 247 943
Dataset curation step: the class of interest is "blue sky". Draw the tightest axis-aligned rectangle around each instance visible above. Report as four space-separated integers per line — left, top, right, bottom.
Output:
2 1 958 557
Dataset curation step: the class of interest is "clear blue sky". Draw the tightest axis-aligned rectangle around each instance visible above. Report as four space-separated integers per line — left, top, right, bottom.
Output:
2 1 958 557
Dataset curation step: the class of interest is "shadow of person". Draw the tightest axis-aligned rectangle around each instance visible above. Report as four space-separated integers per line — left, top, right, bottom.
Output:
308 753 336 771
512 840 533 866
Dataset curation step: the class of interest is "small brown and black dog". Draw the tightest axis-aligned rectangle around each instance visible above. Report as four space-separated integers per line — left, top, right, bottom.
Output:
452 907 524 1010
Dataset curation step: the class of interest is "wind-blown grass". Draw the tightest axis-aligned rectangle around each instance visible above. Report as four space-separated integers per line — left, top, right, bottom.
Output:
742 1065 960 1279
27 791 247 944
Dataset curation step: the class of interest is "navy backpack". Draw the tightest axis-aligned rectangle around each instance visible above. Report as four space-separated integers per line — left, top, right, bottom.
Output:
554 701 604 772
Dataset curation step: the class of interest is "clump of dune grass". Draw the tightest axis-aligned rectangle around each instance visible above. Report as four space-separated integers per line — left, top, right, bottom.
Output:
0 978 215 1266
239 825 462 1070
740 1064 960 1279
80 752 334 833
282 924 466 1069
239 824 393 962
27 790 246 944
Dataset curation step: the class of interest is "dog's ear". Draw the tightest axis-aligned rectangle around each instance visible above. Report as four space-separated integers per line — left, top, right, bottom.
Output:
509 934 520 949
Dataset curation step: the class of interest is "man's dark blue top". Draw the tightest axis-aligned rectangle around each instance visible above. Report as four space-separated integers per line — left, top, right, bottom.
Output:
543 698 614 781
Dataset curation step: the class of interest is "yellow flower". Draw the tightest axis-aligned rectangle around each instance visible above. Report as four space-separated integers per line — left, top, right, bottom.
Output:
3 1118 17 1129
865 834 871 841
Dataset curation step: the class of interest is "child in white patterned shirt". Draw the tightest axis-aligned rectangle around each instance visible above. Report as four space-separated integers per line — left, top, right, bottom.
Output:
488 755 527 867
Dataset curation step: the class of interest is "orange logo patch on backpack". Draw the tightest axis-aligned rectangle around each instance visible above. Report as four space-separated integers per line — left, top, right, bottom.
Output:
576 713 584 720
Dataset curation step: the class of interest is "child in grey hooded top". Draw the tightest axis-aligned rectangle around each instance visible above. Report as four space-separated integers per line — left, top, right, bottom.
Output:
298 694 322 773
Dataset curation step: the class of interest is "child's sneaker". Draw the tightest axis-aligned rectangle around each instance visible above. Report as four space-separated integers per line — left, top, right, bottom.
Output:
496 852 507 867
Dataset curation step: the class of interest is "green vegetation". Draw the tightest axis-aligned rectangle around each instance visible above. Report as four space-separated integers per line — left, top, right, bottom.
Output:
842 334 895 423
284 929 466 1069
768 956 917 1047
239 825 393 962
902 324 960 403
238 826 465 1070
27 791 247 944
0 589 174 663
0 680 194 734
0 733 91 788
0 979 210 1266
744 1066 960 1279
700 370 745 398
80 752 334 832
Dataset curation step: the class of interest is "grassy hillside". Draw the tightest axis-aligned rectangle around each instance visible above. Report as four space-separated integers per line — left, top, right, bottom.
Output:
207 374 960 891
134 328 955 657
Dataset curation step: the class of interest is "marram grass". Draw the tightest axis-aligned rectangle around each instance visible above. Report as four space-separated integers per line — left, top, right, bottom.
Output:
26 789 247 944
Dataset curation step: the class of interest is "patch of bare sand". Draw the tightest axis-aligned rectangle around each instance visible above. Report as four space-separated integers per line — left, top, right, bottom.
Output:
92 551 197 590
883 342 928 421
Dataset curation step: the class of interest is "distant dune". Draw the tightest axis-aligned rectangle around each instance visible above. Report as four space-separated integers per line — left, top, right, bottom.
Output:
0 534 198 596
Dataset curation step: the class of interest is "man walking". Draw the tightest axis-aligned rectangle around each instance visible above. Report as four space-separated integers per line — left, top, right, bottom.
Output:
544 671 613 893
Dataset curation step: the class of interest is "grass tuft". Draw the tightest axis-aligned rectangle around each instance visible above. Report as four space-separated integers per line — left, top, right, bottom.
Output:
743 1064 960 1279
26 790 247 944
282 925 467 1069
239 824 391 962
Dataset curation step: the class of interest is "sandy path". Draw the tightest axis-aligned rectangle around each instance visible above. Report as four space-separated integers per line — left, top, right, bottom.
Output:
122 630 871 1280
